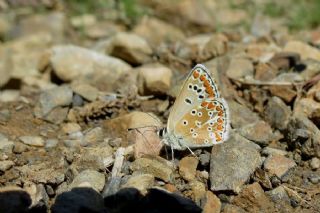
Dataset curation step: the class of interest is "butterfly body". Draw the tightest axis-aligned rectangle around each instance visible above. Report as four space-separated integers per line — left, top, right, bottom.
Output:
161 64 230 150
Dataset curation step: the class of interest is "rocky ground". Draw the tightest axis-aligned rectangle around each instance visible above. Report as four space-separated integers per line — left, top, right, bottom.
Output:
0 0 320 212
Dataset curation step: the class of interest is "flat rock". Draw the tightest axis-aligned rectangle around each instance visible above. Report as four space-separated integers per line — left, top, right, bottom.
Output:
232 183 275 212
19 136 45 147
228 100 261 129
121 174 154 194
238 120 275 146
263 154 296 178
261 147 288 156
130 157 173 182
264 96 291 131
179 156 198 182
137 63 172 96
210 132 262 193
50 45 131 82
71 83 99 102
0 134 14 153
269 85 297 103
0 160 14 171
202 191 221 213
0 90 20 102
284 40 320 61
34 86 73 118
70 169 105 192
109 32 152 65
226 58 254 79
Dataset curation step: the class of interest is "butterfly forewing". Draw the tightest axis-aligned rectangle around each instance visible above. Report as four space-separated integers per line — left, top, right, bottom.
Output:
167 64 221 133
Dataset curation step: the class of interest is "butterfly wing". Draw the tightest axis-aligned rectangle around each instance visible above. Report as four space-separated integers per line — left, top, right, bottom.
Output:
173 98 230 148
167 64 221 134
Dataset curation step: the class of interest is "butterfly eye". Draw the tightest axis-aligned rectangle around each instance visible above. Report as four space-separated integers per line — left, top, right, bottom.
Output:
182 120 188 125
191 109 197 115
198 112 202 117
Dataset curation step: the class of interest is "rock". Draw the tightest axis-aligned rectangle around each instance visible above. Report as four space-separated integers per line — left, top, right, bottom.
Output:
137 63 172 96
108 32 152 65
253 168 272 189
19 136 45 147
264 96 291 131
199 151 210 167
308 173 320 184
238 120 274 146
50 45 131 82
222 204 246 213
0 49 11 87
74 144 114 171
228 100 260 129
0 109 10 123
34 86 73 118
128 126 163 159
232 183 275 212
261 147 288 156
81 127 104 146
24 183 49 209
71 83 99 102
0 90 20 102
45 139 59 149
11 12 66 42
254 62 278 81
210 132 262 193
189 180 206 205
269 85 297 103
295 98 320 124
226 58 254 79
0 160 14 171
130 157 173 182
0 134 14 153
121 174 154 194
179 156 198 182
266 186 290 205
310 157 320 170
263 154 296 178
133 16 185 47
104 111 161 144
70 169 105 192
42 107 69 124
13 142 28 154
287 114 320 158
202 191 221 213
269 52 300 71
62 123 82 135
0 186 31 213
284 40 320 61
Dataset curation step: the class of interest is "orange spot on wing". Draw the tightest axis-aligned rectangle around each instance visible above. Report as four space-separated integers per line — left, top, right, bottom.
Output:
200 74 206 81
208 102 215 109
218 111 223 116
193 70 200 78
217 125 223 130
216 106 222 111
217 118 223 123
201 102 208 107
204 80 210 88
215 132 222 142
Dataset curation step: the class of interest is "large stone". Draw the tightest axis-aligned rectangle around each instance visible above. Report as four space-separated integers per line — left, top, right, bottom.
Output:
284 40 320 61
50 45 131 82
232 183 275 212
137 63 172 96
263 154 296 178
109 32 152 65
34 86 73 118
210 132 262 193
130 157 173 182
19 136 45 147
70 169 105 192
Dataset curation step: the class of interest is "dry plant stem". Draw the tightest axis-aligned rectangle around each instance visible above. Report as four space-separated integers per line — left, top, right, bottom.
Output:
231 78 304 86
102 146 133 197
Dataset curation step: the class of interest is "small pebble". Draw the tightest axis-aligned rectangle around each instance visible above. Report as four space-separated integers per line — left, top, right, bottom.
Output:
310 157 320 170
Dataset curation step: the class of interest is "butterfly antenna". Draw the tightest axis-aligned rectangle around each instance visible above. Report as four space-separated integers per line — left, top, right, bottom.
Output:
185 145 198 158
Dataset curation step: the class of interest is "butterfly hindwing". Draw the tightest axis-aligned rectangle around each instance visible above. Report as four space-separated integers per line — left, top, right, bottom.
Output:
173 98 229 148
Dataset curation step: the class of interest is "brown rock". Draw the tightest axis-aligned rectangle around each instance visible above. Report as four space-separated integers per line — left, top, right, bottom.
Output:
263 154 296 178
222 204 246 213
254 62 277 81
284 40 320 61
269 52 300 70
189 180 206 205
202 191 221 213
269 85 296 103
226 58 254 79
232 183 275 212
121 174 154 194
179 156 199 181
137 63 172 96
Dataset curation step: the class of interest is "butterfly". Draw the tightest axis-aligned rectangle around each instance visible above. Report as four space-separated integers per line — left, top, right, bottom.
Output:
158 64 230 150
